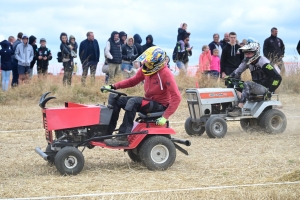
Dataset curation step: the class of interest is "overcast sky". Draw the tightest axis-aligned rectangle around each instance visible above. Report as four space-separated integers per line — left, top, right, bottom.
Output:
1 0 300 70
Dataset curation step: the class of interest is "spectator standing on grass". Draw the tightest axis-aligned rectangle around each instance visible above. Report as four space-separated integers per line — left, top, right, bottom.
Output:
119 31 127 45
172 35 192 73
142 35 155 52
220 32 230 49
36 38 52 77
210 49 220 78
0 40 13 91
79 31 100 85
29 35 37 78
14 34 34 85
133 34 143 57
121 36 138 79
199 45 211 75
297 40 300 55
208 33 222 58
105 31 122 83
11 32 23 87
263 27 285 74
220 32 243 111
60 32 73 86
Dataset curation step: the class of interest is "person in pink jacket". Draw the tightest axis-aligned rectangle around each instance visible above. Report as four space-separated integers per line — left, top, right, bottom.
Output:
102 46 182 146
199 45 212 75
210 49 220 78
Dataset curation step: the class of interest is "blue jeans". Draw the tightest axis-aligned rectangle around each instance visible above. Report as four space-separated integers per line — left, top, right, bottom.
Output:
176 61 188 73
121 63 132 71
2 70 11 91
210 70 220 78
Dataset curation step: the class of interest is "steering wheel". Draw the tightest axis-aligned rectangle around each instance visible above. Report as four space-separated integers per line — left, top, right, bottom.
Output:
100 86 127 97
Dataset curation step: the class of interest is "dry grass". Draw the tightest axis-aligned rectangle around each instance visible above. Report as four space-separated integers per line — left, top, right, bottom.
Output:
0 73 300 199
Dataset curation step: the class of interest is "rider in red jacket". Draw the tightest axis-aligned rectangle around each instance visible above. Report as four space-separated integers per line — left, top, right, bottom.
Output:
103 46 181 146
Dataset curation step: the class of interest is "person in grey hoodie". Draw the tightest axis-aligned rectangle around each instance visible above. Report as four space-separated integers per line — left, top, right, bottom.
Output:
14 34 34 84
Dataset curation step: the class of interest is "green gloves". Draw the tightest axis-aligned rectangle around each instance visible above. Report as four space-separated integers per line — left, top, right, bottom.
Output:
264 91 272 100
102 85 116 93
156 117 167 126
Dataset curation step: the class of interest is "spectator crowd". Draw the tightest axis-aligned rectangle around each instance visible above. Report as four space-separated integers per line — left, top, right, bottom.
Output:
0 25 298 92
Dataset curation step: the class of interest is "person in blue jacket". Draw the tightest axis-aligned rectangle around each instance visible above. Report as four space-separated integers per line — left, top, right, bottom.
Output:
79 31 100 86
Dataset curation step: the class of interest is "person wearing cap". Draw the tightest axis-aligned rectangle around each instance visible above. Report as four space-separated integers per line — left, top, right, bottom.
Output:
36 38 52 77
14 34 34 84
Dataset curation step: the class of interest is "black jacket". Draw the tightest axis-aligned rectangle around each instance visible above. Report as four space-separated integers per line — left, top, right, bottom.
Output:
297 40 300 55
60 42 71 61
36 46 52 68
79 39 100 63
133 34 143 57
0 40 13 70
220 43 244 74
177 28 189 41
208 41 221 55
29 35 37 69
119 31 127 45
142 35 155 52
121 44 138 62
172 42 192 64
263 35 285 60
107 31 122 64
220 39 228 49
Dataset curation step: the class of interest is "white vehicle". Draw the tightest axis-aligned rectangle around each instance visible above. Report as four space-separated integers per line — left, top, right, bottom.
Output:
185 80 287 138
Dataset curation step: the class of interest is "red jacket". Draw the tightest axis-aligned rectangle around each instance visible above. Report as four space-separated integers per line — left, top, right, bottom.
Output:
114 66 181 119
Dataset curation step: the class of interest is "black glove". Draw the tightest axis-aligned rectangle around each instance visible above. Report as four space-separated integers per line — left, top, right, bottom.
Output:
264 91 272 100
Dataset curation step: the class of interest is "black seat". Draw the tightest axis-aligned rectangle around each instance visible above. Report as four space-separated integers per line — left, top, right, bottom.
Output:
138 111 164 119
248 94 264 102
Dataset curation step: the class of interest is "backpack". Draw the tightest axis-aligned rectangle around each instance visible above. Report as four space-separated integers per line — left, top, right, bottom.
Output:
57 52 63 63
172 42 181 63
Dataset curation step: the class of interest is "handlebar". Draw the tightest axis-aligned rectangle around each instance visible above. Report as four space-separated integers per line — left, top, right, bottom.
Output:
100 87 127 97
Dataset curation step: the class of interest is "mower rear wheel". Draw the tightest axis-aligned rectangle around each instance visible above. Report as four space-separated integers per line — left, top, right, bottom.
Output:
45 144 55 165
205 117 227 138
139 136 176 171
260 109 287 133
54 147 84 175
127 149 141 162
185 117 205 136
240 118 262 133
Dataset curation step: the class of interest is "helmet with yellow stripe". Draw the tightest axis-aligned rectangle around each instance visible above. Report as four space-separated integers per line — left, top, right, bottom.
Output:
135 46 166 75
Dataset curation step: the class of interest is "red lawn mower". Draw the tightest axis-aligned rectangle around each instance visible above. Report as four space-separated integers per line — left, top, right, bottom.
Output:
35 87 190 175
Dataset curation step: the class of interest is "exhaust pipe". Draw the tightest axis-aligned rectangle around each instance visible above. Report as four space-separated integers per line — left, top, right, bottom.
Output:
35 147 51 161
171 138 191 146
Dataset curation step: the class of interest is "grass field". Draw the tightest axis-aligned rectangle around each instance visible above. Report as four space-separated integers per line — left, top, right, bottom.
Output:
0 73 300 199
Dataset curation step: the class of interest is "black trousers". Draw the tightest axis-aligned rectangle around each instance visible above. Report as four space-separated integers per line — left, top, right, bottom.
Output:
11 58 19 86
107 96 165 135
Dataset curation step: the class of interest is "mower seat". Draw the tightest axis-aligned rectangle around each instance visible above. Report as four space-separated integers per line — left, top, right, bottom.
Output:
249 94 264 102
138 111 164 119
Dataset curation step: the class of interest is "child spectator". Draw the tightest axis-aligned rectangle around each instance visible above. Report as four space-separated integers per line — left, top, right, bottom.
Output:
36 38 52 76
69 35 78 58
177 23 191 52
199 45 211 75
124 61 139 78
210 49 220 78
0 40 13 91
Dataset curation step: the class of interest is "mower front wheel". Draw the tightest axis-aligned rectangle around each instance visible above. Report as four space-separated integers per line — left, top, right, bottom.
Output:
139 136 176 171
205 117 227 138
54 147 84 175
185 117 205 136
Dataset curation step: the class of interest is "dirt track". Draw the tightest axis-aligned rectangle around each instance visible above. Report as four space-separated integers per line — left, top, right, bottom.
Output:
0 94 300 199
